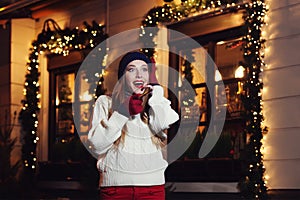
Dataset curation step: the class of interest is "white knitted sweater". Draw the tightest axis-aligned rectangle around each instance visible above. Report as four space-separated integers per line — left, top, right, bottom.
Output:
88 86 179 186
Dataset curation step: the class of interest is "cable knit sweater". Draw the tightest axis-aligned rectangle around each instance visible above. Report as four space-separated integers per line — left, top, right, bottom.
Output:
88 85 179 186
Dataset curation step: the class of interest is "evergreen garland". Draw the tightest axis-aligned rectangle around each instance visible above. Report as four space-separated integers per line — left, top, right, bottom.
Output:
19 19 108 181
19 41 40 182
140 0 242 58
238 1 268 199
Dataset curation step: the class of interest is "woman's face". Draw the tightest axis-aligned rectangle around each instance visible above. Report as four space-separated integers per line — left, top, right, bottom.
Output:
125 60 149 94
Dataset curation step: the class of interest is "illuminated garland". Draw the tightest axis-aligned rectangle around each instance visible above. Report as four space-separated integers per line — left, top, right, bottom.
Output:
19 20 108 179
140 0 243 58
141 0 268 198
238 1 268 199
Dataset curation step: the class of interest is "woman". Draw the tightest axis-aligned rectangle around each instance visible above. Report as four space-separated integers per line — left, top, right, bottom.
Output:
88 51 179 199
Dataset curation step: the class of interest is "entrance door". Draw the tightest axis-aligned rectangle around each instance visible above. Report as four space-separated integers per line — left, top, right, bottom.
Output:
48 64 93 162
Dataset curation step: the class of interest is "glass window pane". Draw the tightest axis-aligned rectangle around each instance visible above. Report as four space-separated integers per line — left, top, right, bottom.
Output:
56 73 75 104
179 46 207 85
76 70 93 134
215 38 244 80
55 72 75 138
78 70 93 102
195 87 207 123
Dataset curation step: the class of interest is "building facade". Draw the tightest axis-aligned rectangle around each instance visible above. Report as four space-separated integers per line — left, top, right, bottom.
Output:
0 0 299 192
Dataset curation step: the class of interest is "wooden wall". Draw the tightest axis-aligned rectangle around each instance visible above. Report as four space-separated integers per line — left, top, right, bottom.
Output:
263 0 300 189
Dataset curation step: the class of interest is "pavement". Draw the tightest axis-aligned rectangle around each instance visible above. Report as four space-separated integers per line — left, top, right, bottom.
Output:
34 189 300 200
2 180 299 200
1 189 300 199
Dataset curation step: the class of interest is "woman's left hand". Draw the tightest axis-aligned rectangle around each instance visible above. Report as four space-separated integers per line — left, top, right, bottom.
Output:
129 93 144 115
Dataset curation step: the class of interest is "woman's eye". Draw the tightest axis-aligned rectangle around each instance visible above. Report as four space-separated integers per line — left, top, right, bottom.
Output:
142 67 148 72
127 68 135 72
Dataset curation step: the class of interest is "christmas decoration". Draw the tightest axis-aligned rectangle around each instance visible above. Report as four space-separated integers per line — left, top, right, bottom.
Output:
140 0 243 58
19 19 108 180
238 1 268 199
141 0 268 198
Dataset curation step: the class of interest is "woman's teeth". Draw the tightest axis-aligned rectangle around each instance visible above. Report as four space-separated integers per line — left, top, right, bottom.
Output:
133 81 144 88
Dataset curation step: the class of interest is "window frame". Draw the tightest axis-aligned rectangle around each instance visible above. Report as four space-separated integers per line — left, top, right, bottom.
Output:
166 7 247 182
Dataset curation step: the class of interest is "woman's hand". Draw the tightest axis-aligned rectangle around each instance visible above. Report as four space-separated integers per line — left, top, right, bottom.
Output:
129 93 143 115
117 93 144 117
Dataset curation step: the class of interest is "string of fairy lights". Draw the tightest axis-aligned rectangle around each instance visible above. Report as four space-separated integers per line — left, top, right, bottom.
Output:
140 0 247 58
19 20 107 177
239 1 268 199
140 0 268 199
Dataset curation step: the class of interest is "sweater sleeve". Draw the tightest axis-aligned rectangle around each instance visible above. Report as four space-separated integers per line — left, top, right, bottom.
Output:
148 85 179 135
88 95 128 155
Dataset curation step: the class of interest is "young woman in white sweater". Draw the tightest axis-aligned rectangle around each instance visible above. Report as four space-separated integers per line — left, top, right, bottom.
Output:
88 51 179 200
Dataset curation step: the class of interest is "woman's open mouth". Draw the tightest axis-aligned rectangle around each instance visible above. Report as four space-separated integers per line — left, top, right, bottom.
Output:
133 80 144 88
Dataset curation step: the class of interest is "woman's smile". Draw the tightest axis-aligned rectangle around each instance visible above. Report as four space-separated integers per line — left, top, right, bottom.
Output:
133 80 145 88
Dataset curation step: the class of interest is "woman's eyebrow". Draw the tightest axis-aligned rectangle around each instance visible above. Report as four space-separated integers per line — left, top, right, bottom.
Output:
127 64 148 68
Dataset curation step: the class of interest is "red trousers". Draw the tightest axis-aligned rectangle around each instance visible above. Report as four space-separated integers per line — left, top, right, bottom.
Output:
100 184 165 200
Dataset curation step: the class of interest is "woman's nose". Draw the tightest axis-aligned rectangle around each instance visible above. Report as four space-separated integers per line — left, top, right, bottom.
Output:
136 69 142 78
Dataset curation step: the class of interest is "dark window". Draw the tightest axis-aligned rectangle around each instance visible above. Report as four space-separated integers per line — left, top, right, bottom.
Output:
166 8 246 182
